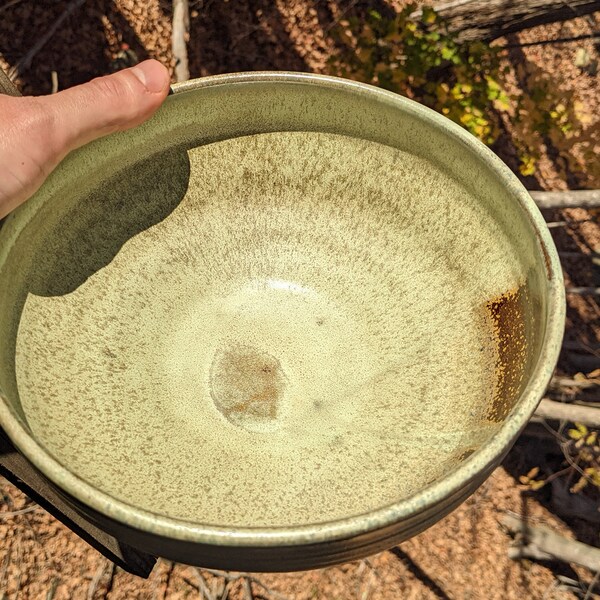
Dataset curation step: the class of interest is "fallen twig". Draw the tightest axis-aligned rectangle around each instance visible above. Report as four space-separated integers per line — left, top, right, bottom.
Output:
220 582 231 600
503 514 600 571
87 562 106 600
242 577 253 600
535 398 600 427
550 376 599 390
566 287 600 297
411 0 600 43
0 505 39 518
104 563 115 598
51 71 58 94
199 570 288 600
529 190 600 209
46 577 60 600
583 570 600 600
9 0 86 79
195 570 217 600
172 0 190 82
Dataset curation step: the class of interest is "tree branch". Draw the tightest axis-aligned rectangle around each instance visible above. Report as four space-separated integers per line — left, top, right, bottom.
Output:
413 0 600 43
534 398 600 427
529 190 600 209
503 514 600 572
172 0 190 82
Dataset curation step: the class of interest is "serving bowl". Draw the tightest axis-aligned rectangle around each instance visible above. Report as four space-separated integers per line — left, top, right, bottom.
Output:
0 73 564 571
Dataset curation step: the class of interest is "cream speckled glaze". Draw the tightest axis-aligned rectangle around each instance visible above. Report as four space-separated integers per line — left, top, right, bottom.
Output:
0 73 564 570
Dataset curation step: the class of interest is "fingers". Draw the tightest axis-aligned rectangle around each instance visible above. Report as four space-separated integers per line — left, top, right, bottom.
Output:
44 59 170 154
0 60 170 218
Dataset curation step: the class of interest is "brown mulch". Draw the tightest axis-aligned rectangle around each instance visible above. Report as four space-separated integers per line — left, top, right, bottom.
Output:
1 468 593 600
0 1 599 599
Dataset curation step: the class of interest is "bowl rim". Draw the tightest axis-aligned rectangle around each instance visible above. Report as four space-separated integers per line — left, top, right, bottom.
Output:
0 71 565 548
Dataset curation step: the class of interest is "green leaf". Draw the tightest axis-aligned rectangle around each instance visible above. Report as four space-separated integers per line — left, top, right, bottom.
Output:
441 46 456 61
421 6 437 25
569 423 589 440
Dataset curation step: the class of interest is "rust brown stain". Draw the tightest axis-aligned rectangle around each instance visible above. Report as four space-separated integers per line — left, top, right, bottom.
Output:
210 345 285 430
484 283 529 423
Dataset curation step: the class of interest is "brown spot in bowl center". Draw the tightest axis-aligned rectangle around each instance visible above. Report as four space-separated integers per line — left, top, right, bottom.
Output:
209 345 286 432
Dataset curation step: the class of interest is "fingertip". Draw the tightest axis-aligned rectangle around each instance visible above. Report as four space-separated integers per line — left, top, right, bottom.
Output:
45 59 172 154
129 60 171 95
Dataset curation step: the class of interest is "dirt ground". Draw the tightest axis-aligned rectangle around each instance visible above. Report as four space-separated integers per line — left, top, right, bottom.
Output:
0 1 599 599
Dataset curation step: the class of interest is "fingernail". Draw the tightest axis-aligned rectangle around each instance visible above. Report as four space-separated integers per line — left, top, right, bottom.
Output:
130 60 167 93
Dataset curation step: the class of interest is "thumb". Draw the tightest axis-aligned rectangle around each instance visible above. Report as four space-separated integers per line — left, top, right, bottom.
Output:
46 59 170 154
0 60 170 217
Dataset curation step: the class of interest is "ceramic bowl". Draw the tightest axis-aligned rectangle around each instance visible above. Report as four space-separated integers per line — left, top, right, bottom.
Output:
0 73 564 570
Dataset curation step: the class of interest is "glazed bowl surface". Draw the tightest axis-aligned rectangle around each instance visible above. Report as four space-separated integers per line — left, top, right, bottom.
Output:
0 73 564 570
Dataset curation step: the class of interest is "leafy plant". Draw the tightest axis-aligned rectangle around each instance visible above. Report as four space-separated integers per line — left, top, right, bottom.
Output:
330 6 509 143
519 423 600 497
566 423 600 494
328 4 581 177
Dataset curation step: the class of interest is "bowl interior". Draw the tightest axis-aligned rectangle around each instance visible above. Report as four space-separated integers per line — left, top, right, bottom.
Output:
0 77 550 528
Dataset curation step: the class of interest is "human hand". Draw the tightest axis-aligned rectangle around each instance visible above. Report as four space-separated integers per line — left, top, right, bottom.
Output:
0 59 170 219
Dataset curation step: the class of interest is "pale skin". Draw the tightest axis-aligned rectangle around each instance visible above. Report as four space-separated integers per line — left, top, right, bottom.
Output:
0 59 170 219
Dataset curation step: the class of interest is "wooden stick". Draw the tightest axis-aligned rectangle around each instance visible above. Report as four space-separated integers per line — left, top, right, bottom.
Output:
197 570 288 600
194 570 217 600
172 0 190 82
412 0 600 43
0 505 39 518
50 71 58 94
242 577 253 600
534 398 600 427
566 287 600 297
583 570 600 600
550 376 599 390
503 514 600 571
529 190 600 209
45 577 60 600
10 0 86 79
87 562 106 600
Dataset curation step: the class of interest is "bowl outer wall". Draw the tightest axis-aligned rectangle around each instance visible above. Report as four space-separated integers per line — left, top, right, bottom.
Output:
0 73 565 558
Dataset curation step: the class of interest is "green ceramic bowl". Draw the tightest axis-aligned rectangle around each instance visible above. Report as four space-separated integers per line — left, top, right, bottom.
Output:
0 73 564 570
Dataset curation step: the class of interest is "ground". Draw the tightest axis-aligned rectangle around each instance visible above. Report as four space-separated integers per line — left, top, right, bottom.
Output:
0 1 599 599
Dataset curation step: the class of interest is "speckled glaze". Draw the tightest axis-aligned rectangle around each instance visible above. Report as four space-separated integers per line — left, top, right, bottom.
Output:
0 73 564 570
